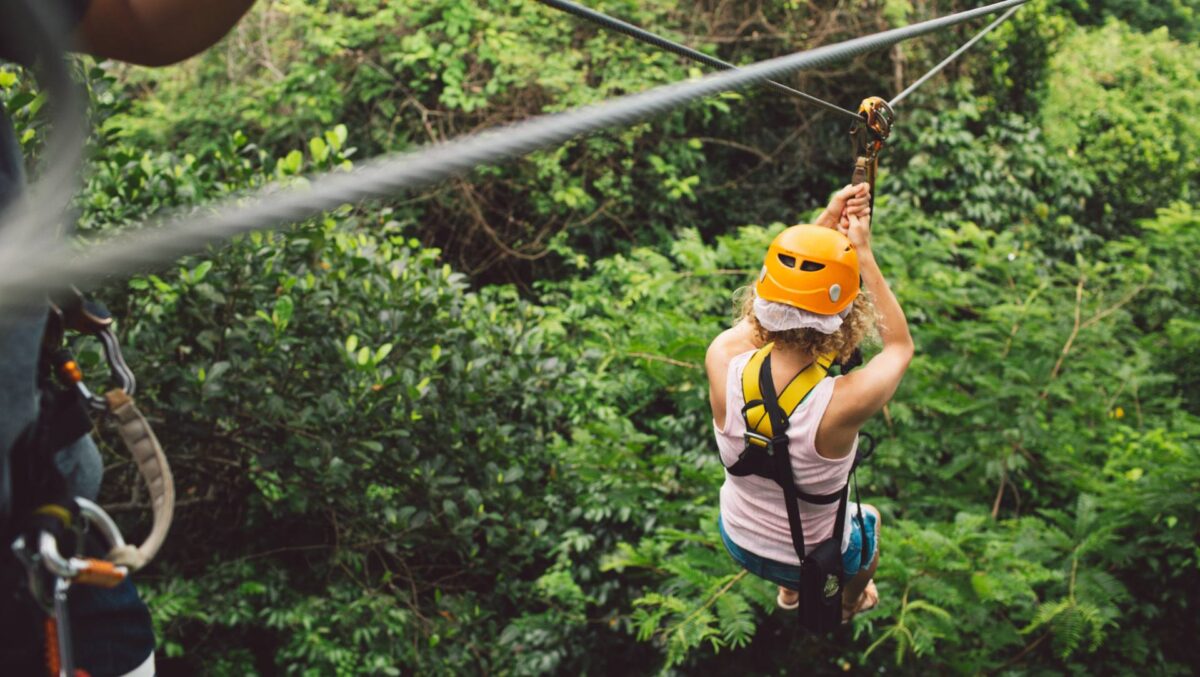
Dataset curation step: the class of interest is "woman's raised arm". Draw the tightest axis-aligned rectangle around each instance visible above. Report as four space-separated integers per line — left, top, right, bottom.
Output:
825 208 913 433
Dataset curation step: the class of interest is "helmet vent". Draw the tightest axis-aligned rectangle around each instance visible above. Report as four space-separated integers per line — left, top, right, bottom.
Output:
800 260 826 272
777 253 797 268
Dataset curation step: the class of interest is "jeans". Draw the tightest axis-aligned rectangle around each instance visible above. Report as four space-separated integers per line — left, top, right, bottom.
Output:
718 507 878 588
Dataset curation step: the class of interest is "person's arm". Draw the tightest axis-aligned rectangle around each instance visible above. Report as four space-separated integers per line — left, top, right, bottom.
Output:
822 207 913 436
76 0 256 66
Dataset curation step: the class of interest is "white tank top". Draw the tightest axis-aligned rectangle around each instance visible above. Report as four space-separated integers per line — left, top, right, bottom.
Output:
715 350 857 564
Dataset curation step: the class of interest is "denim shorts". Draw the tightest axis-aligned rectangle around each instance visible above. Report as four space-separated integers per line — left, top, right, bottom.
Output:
718 507 878 588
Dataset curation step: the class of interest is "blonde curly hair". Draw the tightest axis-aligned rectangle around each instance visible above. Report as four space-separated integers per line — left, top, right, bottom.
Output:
735 286 878 363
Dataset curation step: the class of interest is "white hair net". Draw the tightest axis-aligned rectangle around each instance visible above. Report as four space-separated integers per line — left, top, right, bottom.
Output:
753 293 852 335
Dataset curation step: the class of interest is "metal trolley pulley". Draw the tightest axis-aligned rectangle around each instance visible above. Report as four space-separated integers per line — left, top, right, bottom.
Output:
850 96 896 191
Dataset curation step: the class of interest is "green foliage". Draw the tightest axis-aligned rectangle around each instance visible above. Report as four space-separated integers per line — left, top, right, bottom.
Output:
5 1 1195 674
124 218 577 671
93 0 900 280
1053 0 1200 40
886 101 1093 254
1041 21 1200 237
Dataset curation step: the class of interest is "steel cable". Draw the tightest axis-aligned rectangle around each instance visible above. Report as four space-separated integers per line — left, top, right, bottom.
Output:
0 0 1028 303
535 0 863 123
890 5 1022 107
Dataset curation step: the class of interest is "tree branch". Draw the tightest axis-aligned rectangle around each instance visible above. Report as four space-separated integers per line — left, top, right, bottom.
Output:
991 452 1008 520
991 631 1051 674
1041 273 1085 398
693 136 774 163
627 352 702 370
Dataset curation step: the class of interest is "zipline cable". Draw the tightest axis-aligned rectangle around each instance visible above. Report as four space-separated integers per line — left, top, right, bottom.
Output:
534 0 863 123
0 0 1028 304
890 4 1021 107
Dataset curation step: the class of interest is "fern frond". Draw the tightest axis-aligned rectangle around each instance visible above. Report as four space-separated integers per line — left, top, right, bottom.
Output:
1022 598 1071 634
1056 606 1084 659
906 599 953 620
715 593 755 649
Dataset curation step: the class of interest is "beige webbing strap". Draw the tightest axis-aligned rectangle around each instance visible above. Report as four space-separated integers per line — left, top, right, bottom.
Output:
103 389 174 571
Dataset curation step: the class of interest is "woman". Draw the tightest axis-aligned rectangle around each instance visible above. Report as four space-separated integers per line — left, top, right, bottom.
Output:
705 183 912 621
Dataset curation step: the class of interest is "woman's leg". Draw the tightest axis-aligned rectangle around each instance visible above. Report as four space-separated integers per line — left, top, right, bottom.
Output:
778 585 799 607
842 504 881 618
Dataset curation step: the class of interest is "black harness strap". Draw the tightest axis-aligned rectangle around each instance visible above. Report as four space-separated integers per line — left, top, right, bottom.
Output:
759 354 847 561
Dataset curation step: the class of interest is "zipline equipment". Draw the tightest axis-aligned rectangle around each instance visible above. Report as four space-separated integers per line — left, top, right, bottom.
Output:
6 286 173 674
44 290 136 411
1 4 168 673
722 343 872 633
34 288 174 571
849 96 895 195
41 288 175 571
0 0 1028 304
12 497 130 677
835 102 889 375
849 2 1021 193
757 225 860 316
534 0 863 124
535 0 1015 197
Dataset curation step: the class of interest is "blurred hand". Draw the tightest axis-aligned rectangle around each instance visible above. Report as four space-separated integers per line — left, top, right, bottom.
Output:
78 0 257 66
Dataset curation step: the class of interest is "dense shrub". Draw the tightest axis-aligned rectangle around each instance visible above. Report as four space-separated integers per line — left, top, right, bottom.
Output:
1040 21 1200 238
2 1 1197 674
1053 0 1200 40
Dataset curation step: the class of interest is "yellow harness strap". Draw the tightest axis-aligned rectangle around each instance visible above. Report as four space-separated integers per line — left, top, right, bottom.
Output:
742 344 836 447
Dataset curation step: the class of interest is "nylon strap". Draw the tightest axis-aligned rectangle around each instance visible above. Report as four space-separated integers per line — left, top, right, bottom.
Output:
741 344 835 447
103 389 174 571
756 355 807 559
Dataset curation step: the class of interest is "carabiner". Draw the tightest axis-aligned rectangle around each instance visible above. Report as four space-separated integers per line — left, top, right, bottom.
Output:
11 498 130 603
11 498 130 677
854 97 895 152
46 287 136 411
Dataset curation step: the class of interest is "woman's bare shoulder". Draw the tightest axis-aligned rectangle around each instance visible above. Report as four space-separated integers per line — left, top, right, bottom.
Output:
706 320 759 427
706 319 758 371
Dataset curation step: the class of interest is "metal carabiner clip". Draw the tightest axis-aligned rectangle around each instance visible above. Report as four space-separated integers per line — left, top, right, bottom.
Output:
856 97 895 147
46 286 136 411
11 498 130 677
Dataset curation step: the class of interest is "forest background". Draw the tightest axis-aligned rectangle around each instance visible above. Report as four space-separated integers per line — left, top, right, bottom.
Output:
3 0 1199 673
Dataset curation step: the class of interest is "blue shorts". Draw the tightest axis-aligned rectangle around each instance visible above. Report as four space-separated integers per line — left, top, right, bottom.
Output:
718 507 878 589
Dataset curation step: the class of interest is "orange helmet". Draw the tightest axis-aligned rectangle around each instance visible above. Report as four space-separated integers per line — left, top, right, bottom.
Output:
755 225 859 315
